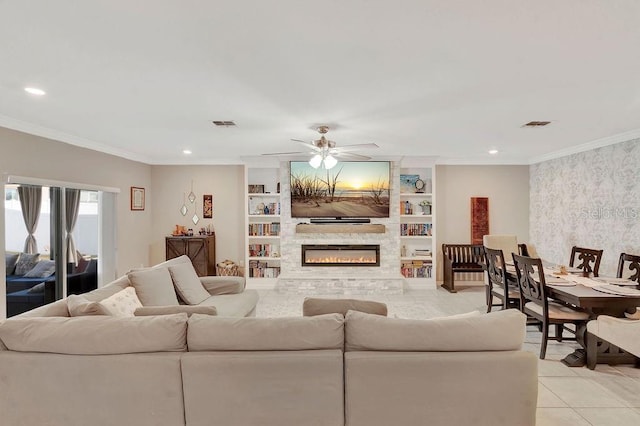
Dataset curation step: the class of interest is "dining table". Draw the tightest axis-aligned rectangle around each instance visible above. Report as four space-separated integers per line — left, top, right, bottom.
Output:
504 262 640 367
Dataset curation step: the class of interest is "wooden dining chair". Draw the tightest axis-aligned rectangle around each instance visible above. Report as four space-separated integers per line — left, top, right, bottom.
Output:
512 254 590 359
617 253 640 283
569 246 603 277
484 247 520 312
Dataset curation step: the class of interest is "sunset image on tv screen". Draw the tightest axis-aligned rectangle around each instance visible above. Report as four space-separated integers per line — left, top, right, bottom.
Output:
290 161 390 218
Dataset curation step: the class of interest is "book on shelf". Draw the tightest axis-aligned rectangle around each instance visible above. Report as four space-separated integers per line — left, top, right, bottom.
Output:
400 223 432 236
248 222 281 236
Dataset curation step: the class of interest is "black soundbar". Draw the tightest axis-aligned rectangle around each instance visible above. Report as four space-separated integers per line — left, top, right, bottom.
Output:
309 218 371 224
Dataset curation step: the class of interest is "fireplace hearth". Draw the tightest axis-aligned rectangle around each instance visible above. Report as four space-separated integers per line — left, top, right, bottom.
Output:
301 244 380 267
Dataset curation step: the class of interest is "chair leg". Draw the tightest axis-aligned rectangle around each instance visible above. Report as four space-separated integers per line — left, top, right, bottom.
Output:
540 322 549 359
486 287 492 313
586 332 598 370
555 324 563 342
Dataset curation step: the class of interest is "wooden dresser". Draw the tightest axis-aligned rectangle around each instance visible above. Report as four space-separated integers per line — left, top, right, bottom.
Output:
165 235 216 276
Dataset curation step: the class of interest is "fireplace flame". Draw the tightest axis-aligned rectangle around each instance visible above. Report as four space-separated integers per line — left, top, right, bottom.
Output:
306 256 377 264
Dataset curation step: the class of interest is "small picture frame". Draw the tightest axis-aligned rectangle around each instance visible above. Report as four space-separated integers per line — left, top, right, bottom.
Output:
130 187 145 211
248 184 265 194
203 194 213 218
399 174 420 193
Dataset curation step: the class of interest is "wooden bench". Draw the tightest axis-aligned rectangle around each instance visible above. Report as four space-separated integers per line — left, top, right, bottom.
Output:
442 244 485 293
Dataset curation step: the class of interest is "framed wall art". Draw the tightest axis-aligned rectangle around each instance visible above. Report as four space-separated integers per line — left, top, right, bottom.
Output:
470 197 489 244
131 187 145 211
203 194 213 218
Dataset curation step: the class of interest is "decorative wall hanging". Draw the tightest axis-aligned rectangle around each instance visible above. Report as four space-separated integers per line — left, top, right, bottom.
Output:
188 180 196 203
192 201 200 225
470 197 489 245
203 194 213 218
180 193 188 216
130 187 145 211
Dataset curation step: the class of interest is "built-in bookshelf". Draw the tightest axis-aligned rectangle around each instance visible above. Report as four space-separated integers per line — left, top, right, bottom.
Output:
399 165 435 283
245 167 281 283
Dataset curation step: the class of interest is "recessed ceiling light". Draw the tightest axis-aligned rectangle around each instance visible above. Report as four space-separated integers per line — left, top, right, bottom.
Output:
183 149 192 155
488 149 499 155
24 87 46 96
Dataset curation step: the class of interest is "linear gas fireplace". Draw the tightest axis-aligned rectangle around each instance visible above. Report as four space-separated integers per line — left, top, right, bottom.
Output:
301 244 380 267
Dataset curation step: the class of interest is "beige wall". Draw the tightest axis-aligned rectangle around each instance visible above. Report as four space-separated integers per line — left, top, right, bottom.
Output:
0 126 152 279
435 165 530 281
149 165 245 268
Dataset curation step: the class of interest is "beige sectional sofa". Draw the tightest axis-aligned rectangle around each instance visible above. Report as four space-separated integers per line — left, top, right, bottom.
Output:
15 255 260 319
0 308 537 426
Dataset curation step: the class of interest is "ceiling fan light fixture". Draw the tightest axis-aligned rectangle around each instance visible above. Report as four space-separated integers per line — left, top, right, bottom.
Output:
323 154 338 169
309 154 323 169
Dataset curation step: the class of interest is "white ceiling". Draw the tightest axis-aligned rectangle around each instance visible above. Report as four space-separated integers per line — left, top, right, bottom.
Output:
1 1 640 165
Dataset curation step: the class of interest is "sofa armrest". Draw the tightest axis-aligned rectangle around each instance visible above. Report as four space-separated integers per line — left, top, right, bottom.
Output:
199 276 246 295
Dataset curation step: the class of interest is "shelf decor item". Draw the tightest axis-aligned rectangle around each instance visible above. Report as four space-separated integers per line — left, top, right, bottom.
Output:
203 194 213 218
130 187 145 211
414 178 426 193
248 184 265 194
400 174 419 193
419 199 432 215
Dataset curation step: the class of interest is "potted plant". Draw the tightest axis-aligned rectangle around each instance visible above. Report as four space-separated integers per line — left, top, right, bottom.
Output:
419 200 432 215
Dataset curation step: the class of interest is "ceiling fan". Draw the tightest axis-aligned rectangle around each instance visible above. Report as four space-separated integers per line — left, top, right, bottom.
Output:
262 125 378 169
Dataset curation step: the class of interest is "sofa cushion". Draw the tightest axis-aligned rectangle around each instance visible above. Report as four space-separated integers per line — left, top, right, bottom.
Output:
200 276 245 295
0 313 188 354
127 267 179 306
197 290 260 317
168 262 210 305
14 253 40 276
345 309 525 352
135 305 217 317
98 287 143 317
5 253 19 275
303 297 388 316
188 313 344 351
67 294 108 316
26 282 46 293
23 260 56 278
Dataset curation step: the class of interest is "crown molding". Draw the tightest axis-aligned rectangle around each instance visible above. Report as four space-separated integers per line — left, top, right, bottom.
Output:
0 114 150 164
528 128 640 164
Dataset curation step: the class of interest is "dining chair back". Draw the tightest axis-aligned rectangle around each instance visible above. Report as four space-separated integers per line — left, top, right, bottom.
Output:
512 253 590 359
617 253 640 283
484 247 519 312
570 246 603 277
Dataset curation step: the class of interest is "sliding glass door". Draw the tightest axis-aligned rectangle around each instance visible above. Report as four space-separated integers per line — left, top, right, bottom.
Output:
4 183 103 317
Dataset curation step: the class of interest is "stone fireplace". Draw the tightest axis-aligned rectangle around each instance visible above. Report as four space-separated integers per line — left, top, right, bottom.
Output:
301 244 380 267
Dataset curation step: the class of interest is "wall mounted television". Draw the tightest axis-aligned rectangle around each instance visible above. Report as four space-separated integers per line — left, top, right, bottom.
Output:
290 161 390 218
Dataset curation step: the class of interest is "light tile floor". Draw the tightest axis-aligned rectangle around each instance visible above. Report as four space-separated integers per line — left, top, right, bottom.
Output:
254 284 640 426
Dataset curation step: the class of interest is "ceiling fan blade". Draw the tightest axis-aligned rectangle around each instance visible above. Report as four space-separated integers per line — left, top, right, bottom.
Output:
292 139 321 152
332 143 379 153
334 152 372 160
261 151 306 156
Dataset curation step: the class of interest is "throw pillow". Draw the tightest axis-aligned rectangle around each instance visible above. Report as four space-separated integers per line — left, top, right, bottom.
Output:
5 253 19 275
67 294 108 316
97 287 143 317
23 260 56 278
168 262 210 305
302 297 388 317
126 267 179 306
14 252 40 276
27 282 47 294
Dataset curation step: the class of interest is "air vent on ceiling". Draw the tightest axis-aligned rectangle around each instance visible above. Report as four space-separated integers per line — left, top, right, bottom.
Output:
212 120 236 127
522 121 551 127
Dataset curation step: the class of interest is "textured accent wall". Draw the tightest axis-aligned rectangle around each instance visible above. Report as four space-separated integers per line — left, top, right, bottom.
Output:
530 139 640 277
